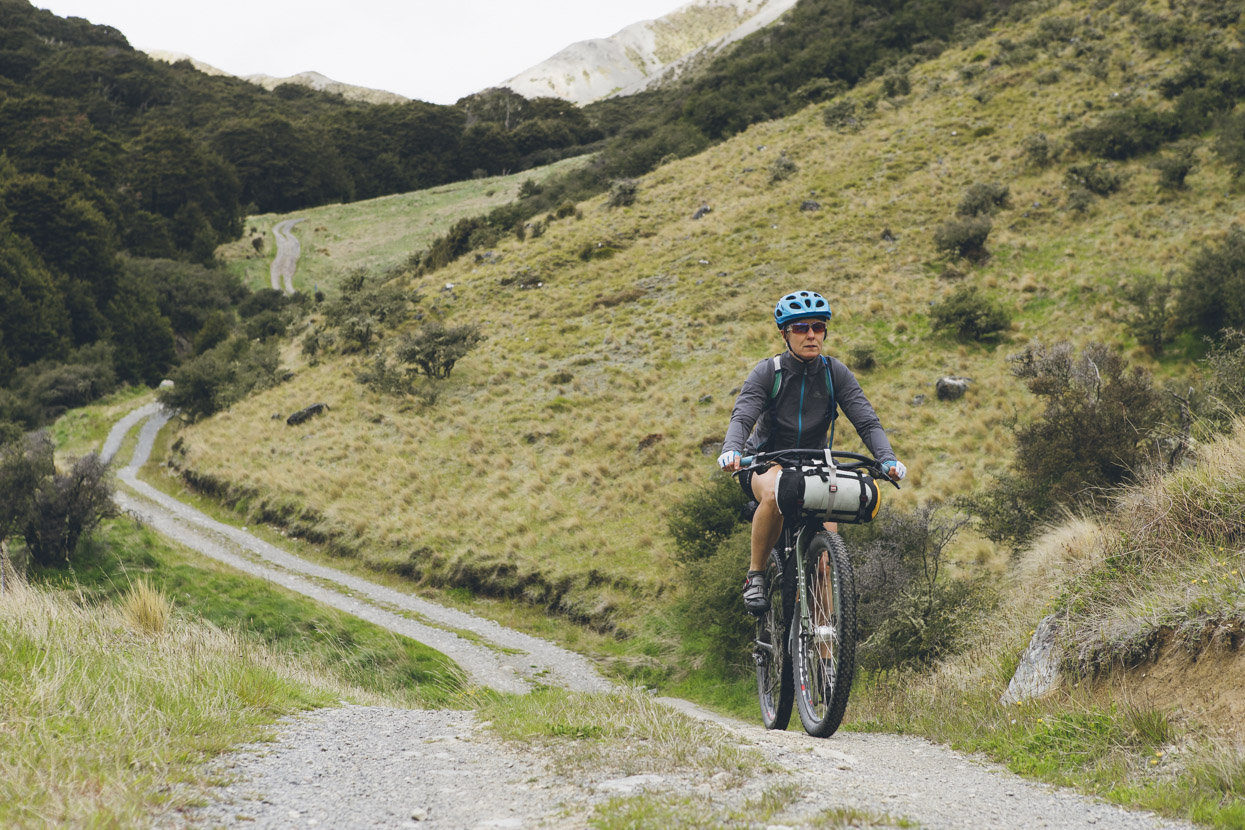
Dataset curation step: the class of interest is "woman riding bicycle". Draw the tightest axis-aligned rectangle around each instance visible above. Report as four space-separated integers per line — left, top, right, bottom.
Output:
719 290 907 614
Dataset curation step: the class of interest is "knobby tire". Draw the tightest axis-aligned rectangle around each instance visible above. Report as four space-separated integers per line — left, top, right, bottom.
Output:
755 548 795 730
792 531 857 737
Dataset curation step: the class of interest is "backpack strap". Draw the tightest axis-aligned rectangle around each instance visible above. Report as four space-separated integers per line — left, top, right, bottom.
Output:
769 355 783 399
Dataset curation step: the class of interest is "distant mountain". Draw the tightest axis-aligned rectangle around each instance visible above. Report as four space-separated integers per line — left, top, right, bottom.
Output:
499 0 799 105
146 50 410 105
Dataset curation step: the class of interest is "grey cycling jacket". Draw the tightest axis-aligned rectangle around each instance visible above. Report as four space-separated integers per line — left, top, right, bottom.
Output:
722 351 897 463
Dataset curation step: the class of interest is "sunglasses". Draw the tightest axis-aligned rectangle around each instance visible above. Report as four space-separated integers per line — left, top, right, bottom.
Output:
787 321 827 334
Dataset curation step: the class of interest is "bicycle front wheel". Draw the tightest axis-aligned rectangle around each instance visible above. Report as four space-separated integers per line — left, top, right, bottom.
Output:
791 531 857 737
755 549 794 730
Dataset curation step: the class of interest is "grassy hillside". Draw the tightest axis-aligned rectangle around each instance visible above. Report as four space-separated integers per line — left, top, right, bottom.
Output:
220 156 590 296
183 0 1241 637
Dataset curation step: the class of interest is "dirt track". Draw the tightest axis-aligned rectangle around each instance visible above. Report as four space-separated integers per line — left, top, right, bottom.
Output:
269 218 305 294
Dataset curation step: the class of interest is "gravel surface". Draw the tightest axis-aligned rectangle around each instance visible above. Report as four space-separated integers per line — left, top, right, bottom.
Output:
110 407 1193 830
270 219 305 294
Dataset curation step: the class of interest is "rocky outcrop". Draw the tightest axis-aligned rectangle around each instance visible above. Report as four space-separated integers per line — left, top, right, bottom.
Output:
145 51 409 105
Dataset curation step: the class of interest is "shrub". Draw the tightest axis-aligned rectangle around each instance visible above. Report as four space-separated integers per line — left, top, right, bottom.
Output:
881 70 911 97
1066 187 1094 213
354 350 412 396
848 344 877 371
971 342 1164 547
1022 133 1053 167
23 451 115 567
793 77 846 104
1153 146 1196 189
850 505 986 670
929 284 1011 340
0 431 54 556
823 99 861 132
554 200 577 219
158 337 281 421
666 472 748 565
517 178 542 199
393 322 483 379
1201 329 1245 432
1214 111 1245 181
767 152 797 184
607 179 637 208
933 216 992 260
1174 228 1245 333
1120 274 1175 355
956 182 1011 216
1065 161 1125 195
1069 106 1179 160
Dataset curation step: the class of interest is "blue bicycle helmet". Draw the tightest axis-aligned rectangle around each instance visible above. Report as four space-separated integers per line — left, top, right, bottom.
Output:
774 290 832 328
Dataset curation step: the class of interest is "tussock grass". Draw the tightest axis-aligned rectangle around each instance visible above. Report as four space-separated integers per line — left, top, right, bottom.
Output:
478 686 758 779
121 577 172 635
846 422 1245 828
0 578 363 827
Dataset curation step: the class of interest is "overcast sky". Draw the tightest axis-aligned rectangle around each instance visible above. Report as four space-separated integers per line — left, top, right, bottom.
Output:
34 0 685 105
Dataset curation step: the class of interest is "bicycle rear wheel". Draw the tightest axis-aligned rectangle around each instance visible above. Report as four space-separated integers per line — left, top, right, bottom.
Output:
755 549 794 730
791 531 856 737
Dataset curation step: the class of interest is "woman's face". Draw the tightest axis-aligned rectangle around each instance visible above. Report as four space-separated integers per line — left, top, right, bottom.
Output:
783 318 828 360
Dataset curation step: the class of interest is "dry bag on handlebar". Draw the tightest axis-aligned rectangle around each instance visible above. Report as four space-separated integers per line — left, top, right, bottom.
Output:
775 465 881 525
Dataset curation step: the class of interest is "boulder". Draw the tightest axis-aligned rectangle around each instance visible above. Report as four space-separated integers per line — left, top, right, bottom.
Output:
286 402 329 426
935 376 971 401
800 200 822 212
1001 615 1063 704
692 205 712 220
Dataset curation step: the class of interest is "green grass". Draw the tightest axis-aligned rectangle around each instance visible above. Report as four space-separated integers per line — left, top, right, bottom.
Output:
219 155 590 297
32 519 464 709
0 578 352 826
47 385 153 461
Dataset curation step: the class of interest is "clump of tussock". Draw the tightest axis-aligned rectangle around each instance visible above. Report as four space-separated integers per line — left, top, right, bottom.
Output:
121 578 173 635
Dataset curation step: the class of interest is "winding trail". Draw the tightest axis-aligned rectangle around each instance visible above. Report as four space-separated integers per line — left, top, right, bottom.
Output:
269 218 305 294
108 406 1191 830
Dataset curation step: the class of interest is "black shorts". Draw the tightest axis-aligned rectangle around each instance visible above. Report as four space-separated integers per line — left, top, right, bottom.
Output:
736 462 774 501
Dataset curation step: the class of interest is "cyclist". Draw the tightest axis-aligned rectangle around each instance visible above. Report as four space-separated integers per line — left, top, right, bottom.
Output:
719 290 907 614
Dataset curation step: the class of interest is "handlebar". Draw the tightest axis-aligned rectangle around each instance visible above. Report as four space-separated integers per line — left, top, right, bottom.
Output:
737 449 900 489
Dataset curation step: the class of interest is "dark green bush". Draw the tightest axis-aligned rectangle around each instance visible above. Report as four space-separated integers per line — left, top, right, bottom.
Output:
881 70 911 97
666 472 748 565
23 451 115 567
956 182 1011 216
1120 274 1175 356
1065 161 1125 195
1066 187 1094 213
852 505 987 670
1214 111 1245 181
1153 146 1196 189
517 179 542 199
929 284 1011 340
1201 328 1245 432
1022 133 1053 167
675 524 754 673
768 153 798 184
1175 228 1245 334
607 179 638 208
158 337 281 421
933 216 992 260
1069 106 1179 160
823 99 862 132
555 200 577 219
0 431 54 557
393 322 483 380
971 342 1164 547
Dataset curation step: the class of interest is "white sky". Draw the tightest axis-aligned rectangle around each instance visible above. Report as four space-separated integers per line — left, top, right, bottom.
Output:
34 1 685 105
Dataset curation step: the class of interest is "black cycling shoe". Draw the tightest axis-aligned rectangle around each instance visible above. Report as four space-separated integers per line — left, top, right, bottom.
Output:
742 570 770 615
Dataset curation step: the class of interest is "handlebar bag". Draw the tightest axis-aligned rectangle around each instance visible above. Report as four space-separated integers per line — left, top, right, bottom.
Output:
775 465 881 524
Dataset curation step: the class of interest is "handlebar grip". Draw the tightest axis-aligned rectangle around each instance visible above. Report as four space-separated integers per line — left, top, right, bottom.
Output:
740 455 755 467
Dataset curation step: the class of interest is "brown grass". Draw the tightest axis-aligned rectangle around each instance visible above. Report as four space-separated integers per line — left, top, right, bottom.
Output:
187 0 1236 635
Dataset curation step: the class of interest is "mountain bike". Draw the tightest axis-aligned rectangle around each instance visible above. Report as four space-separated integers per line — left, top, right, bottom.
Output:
737 449 898 737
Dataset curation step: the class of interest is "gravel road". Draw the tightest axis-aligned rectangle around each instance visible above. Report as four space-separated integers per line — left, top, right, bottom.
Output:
270 219 305 294
110 406 1192 830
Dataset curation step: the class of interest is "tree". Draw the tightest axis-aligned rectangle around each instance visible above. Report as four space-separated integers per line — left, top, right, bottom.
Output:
0 431 55 558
